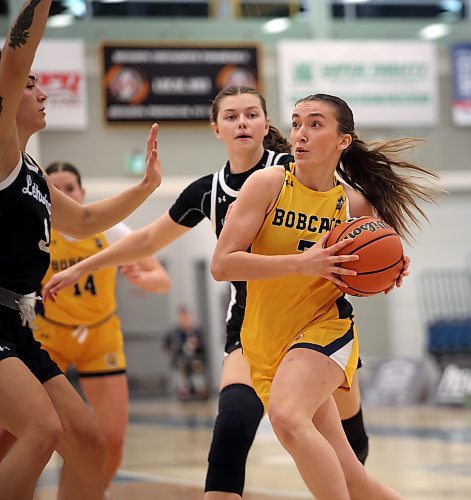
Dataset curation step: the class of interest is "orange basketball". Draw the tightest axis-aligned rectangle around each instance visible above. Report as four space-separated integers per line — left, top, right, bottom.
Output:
326 216 404 297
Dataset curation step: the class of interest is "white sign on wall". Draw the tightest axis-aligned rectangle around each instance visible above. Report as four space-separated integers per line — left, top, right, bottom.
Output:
277 41 438 128
451 43 471 126
31 39 88 130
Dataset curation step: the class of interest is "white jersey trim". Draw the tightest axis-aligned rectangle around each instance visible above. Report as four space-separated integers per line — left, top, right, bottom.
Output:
0 155 22 191
210 170 219 232
218 164 239 198
211 151 290 230
105 222 133 245
24 154 40 173
217 150 285 199
60 221 132 243
225 282 237 323
272 152 288 165
265 150 276 167
345 193 351 219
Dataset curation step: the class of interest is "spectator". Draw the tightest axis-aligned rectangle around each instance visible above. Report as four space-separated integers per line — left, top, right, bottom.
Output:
164 306 207 400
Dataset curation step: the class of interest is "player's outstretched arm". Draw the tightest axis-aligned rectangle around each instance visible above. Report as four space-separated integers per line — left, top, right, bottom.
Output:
49 123 161 238
0 0 53 179
42 212 188 300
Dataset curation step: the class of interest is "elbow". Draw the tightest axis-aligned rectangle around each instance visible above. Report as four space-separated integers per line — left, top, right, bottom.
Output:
210 257 227 282
69 210 95 239
158 276 172 294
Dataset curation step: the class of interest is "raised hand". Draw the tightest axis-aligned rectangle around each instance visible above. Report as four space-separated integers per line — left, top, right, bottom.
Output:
297 232 359 288
141 123 162 191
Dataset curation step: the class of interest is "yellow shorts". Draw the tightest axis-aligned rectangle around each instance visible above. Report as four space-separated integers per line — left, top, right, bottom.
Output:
248 319 359 409
33 313 126 376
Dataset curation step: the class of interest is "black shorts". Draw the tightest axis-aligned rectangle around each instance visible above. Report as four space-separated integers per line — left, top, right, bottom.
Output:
0 306 62 384
225 329 242 355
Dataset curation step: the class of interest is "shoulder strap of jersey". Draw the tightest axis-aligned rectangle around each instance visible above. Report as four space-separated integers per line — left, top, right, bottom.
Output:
23 152 40 173
273 152 290 165
284 162 295 172
210 169 220 232
265 150 275 167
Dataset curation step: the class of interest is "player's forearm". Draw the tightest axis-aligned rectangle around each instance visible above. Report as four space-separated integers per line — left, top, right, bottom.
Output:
4 0 52 71
211 251 300 282
136 269 171 294
76 229 157 274
80 183 154 236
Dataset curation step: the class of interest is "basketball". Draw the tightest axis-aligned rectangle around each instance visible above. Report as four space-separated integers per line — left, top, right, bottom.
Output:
326 216 404 297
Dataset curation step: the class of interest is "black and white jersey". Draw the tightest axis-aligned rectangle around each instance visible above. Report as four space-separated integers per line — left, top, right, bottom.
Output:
0 153 51 295
169 149 293 335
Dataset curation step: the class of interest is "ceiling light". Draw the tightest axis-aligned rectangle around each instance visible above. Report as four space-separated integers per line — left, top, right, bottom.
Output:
440 0 462 13
262 18 290 34
47 13 75 28
63 0 87 17
419 23 451 40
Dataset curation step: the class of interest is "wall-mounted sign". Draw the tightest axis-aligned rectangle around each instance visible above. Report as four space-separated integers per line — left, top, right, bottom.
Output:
102 45 259 123
278 41 438 128
451 43 471 127
9 39 88 130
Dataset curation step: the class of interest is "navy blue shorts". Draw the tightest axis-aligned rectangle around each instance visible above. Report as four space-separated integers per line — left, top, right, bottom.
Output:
0 306 62 383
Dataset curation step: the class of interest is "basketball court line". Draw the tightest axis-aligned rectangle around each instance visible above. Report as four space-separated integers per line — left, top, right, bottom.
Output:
36 465 311 499
115 470 312 498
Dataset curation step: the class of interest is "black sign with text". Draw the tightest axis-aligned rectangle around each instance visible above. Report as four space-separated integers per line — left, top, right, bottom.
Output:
103 45 259 123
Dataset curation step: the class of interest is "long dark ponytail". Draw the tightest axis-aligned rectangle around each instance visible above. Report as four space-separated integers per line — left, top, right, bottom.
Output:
296 94 442 241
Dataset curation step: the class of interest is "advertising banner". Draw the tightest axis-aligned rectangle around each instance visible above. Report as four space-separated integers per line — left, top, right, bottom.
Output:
277 41 438 127
451 43 471 126
32 39 87 130
102 45 259 123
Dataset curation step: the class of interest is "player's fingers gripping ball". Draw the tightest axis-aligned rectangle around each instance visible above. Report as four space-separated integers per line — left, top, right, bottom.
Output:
326 216 404 296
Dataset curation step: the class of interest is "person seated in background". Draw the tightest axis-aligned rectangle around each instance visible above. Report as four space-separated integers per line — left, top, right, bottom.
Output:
164 305 208 401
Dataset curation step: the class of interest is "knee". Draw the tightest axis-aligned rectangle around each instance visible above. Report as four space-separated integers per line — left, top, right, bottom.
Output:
205 384 264 495
40 414 64 446
268 403 315 450
268 406 302 448
23 413 63 458
210 384 264 459
79 418 106 458
341 407 369 465
102 426 125 457
62 413 106 460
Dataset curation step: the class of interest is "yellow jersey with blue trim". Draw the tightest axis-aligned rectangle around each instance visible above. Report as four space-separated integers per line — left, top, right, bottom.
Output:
241 164 352 371
41 228 117 325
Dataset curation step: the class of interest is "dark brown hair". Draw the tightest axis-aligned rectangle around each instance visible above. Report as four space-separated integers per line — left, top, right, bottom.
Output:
45 161 82 188
295 94 442 241
211 86 291 153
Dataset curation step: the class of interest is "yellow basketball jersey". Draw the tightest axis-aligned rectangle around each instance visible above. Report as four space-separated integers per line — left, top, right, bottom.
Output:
241 165 351 371
41 229 117 325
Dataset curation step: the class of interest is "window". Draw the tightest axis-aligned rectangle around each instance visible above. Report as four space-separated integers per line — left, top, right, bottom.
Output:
331 0 466 19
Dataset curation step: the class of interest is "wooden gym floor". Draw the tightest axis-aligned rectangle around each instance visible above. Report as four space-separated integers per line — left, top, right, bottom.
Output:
34 399 471 499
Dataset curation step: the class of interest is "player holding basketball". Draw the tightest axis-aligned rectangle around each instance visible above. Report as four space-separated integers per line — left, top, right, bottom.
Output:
43 87 371 498
211 94 439 499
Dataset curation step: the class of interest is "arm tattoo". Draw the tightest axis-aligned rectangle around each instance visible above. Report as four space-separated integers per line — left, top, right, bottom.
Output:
9 0 43 49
